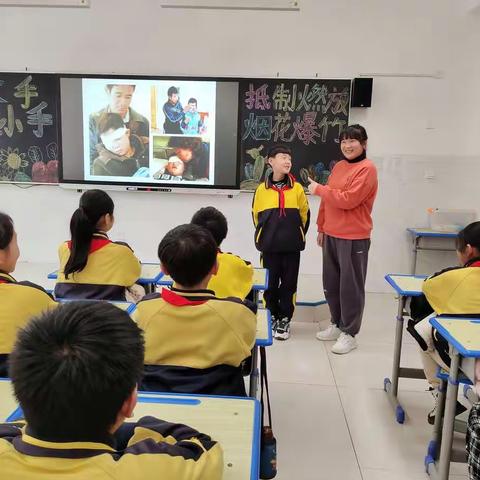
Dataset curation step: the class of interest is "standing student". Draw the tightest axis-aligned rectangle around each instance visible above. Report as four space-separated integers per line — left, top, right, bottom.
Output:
0 212 57 376
191 206 253 300
0 301 223 479
163 86 185 134
308 124 378 354
134 224 256 396
252 145 310 340
55 189 142 301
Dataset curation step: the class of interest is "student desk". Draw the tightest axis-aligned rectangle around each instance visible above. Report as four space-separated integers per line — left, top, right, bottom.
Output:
57 298 136 314
134 392 261 480
47 263 162 294
425 317 480 480
0 379 17 421
407 228 457 274
384 273 427 423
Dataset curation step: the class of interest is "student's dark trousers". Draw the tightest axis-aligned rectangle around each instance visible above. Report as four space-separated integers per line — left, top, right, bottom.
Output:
262 251 300 321
322 235 370 337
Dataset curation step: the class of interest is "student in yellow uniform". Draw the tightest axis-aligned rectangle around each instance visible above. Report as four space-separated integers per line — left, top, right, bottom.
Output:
55 189 142 301
191 206 253 300
408 222 480 424
0 212 56 377
0 301 223 479
134 224 257 396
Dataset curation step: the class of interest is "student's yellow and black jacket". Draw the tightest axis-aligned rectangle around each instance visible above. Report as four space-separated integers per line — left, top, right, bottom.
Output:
133 287 257 396
0 272 57 376
208 251 254 300
252 173 310 252
409 258 480 366
55 232 141 301
0 416 223 479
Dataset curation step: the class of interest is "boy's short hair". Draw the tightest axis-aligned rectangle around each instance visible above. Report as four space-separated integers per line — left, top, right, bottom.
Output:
9 302 144 441
0 212 14 249
188 98 197 105
158 224 217 287
167 86 179 97
456 221 480 252
105 84 136 92
267 144 292 159
97 112 125 136
191 206 227 247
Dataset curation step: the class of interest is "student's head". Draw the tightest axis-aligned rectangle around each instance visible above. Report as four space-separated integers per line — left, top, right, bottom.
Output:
267 145 292 176
158 224 218 288
98 112 131 156
187 98 197 112
167 86 179 104
456 222 480 265
64 190 114 278
0 212 19 273
105 84 136 119
9 302 144 441
339 124 368 161
168 137 202 163
191 206 227 247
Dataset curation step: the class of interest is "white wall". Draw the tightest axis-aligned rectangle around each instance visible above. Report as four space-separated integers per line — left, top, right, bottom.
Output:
0 0 479 292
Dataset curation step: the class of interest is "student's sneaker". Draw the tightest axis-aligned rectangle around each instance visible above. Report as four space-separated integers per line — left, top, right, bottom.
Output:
427 386 467 425
316 323 342 341
271 314 279 333
274 318 291 341
331 332 357 354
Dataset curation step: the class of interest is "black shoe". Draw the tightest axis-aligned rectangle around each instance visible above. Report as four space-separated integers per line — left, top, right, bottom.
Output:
271 314 279 332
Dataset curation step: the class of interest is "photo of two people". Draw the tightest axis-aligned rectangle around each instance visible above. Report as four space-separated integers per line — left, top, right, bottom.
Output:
86 82 150 177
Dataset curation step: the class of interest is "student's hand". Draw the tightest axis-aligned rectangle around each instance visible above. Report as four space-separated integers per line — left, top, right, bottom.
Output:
307 177 319 195
317 232 324 247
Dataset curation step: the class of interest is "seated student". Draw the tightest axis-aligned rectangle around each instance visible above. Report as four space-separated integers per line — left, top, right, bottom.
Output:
408 221 480 424
92 112 148 177
0 212 57 377
55 189 142 301
134 224 257 396
191 206 253 300
0 302 223 479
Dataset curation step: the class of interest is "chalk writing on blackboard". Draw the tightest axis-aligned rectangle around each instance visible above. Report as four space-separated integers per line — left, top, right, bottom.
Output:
0 73 59 183
240 79 350 190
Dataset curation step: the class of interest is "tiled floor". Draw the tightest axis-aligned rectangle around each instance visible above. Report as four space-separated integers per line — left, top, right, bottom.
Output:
267 293 469 480
11 262 470 479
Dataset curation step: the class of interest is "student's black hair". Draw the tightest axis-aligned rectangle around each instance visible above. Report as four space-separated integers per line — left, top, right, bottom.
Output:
97 112 125 136
191 206 227 247
9 301 144 442
188 97 197 104
64 190 114 278
158 224 217 287
456 222 480 253
267 144 292 159
105 84 136 92
168 86 179 97
0 212 14 250
339 124 368 144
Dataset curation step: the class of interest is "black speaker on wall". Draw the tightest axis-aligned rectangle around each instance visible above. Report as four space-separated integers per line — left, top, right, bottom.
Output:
351 78 373 107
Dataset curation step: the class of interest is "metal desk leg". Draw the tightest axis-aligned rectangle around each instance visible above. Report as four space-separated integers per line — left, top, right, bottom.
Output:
437 350 460 480
384 297 407 423
249 346 259 398
411 235 419 274
426 378 447 469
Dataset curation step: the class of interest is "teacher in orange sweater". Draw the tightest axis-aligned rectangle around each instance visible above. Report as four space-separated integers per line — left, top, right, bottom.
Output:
308 125 378 354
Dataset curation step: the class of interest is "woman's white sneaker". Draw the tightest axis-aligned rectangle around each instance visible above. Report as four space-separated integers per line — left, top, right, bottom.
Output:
331 332 357 354
316 323 341 341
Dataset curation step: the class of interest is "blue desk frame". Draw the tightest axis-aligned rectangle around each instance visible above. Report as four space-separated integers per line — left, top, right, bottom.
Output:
407 228 458 274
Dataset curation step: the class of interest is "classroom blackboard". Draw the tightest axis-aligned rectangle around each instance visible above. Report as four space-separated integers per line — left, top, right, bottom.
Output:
239 79 351 190
0 73 60 183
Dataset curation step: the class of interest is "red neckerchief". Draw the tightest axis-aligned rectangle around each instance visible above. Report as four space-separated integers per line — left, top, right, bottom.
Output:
268 173 295 218
161 288 210 306
67 233 111 254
